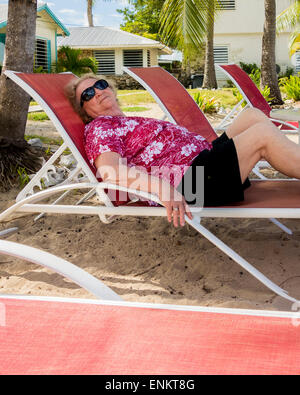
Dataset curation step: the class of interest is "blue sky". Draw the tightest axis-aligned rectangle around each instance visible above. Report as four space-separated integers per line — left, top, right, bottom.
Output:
0 0 131 28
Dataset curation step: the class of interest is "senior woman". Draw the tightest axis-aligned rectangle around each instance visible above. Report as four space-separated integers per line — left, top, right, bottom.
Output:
66 74 300 228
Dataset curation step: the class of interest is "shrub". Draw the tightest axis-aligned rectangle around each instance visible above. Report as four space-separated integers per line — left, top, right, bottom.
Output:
233 85 274 106
239 62 260 75
278 66 294 80
279 74 300 101
193 92 218 113
56 46 98 76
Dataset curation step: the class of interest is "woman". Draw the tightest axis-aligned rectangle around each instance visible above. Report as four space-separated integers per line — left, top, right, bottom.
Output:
66 74 300 228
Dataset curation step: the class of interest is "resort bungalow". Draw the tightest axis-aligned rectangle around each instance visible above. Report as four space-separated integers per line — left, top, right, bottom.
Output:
57 26 172 76
0 2 69 72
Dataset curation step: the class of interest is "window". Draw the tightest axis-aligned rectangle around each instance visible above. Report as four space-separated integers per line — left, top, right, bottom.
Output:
0 34 5 66
214 46 229 80
214 46 229 64
94 50 115 74
296 52 300 73
216 0 236 10
34 39 49 72
123 50 143 67
147 50 151 67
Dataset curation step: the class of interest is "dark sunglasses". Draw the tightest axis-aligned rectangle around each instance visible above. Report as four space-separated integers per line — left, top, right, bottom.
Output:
80 79 109 107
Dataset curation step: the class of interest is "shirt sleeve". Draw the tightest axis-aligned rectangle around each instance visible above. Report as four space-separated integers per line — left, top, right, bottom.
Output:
84 125 126 166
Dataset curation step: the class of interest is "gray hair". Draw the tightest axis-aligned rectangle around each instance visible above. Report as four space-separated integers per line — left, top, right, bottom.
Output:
64 73 117 124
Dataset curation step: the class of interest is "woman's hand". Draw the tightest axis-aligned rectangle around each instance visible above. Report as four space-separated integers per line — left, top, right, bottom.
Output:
159 184 193 227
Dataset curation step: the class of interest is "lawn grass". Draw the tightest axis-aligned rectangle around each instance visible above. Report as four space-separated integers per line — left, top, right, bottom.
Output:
117 88 239 108
28 112 50 121
188 88 239 108
25 134 63 146
117 90 156 105
121 106 150 112
27 88 240 123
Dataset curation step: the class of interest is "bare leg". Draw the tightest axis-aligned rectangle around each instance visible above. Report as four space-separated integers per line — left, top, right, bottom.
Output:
233 120 300 183
226 108 270 139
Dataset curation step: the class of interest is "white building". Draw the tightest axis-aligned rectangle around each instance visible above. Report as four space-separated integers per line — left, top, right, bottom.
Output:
0 3 69 72
58 27 171 76
214 0 294 84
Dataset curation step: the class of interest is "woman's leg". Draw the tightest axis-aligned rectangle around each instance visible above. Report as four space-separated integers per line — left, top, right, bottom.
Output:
233 120 300 183
226 107 270 139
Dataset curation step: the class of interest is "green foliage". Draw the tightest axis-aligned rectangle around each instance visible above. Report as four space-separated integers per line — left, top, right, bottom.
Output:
249 69 261 86
278 66 294 79
33 66 47 73
25 134 63 146
17 167 30 188
56 46 98 76
121 106 150 112
118 0 164 40
159 0 214 52
27 112 50 121
279 74 300 101
276 0 300 56
239 62 260 75
192 92 218 113
233 85 274 106
118 88 239 108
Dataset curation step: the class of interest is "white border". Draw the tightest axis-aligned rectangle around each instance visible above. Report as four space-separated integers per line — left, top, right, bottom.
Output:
0 294 299 319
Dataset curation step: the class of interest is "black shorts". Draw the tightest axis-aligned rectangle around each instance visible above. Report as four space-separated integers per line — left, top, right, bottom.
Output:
177 133 251 207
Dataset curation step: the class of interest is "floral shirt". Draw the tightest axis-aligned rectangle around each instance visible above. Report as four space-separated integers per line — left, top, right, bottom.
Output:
84 116 212 200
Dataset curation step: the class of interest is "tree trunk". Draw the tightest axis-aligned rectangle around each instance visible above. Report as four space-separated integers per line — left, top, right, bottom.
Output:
0 0 40 190
87 0 94 27
261 0 283 105
202 1 217 89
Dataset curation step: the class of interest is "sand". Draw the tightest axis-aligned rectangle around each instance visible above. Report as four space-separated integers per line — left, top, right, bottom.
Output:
1 103 300 312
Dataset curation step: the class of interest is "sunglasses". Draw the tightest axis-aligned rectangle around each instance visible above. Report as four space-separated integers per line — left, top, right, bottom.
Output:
80 79 109 107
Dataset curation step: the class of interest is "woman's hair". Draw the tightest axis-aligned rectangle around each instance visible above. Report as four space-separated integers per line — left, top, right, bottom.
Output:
64 73 117 124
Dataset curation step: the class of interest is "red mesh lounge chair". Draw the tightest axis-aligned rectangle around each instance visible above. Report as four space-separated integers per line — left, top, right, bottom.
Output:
1 291 300 374
1 69 300 305
216 63 299 136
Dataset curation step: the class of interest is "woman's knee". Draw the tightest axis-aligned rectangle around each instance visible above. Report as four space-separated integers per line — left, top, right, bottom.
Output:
250 121 274 156
242 107 268 124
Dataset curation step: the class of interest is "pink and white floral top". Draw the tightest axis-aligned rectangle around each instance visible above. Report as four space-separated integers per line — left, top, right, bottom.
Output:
84 116 212 188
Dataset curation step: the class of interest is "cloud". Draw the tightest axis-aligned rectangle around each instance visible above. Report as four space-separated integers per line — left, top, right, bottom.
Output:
58 9 78 15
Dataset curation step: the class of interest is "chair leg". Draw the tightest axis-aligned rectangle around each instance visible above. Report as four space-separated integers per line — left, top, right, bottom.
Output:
186 216 298 304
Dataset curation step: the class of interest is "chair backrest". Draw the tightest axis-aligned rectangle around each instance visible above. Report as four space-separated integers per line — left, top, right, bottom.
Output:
124 66 218 143
9 72 96 178
217 64 272 116
6 71 132 205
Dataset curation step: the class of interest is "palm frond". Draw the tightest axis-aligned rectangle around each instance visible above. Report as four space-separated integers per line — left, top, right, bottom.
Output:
277 0 300 32
159 0 212 50
289 28 300 56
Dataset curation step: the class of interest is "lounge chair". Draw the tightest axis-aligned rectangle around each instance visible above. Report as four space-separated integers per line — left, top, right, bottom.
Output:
1 294 300 374
1 69 300 305
216 63 299 138
0 239 122 301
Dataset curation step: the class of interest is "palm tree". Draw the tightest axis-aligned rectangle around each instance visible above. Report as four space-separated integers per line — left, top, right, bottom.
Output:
0 0 41 190
261 0 283 104
57 46 98 76
277 0 300 57
159 0 218 88
202 0 218 89
87 0 95 27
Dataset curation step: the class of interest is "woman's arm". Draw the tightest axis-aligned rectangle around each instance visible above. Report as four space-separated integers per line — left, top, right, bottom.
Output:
95 152 193 227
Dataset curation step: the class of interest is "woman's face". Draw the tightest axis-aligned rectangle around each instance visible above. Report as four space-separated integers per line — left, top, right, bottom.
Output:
76 78 120 118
